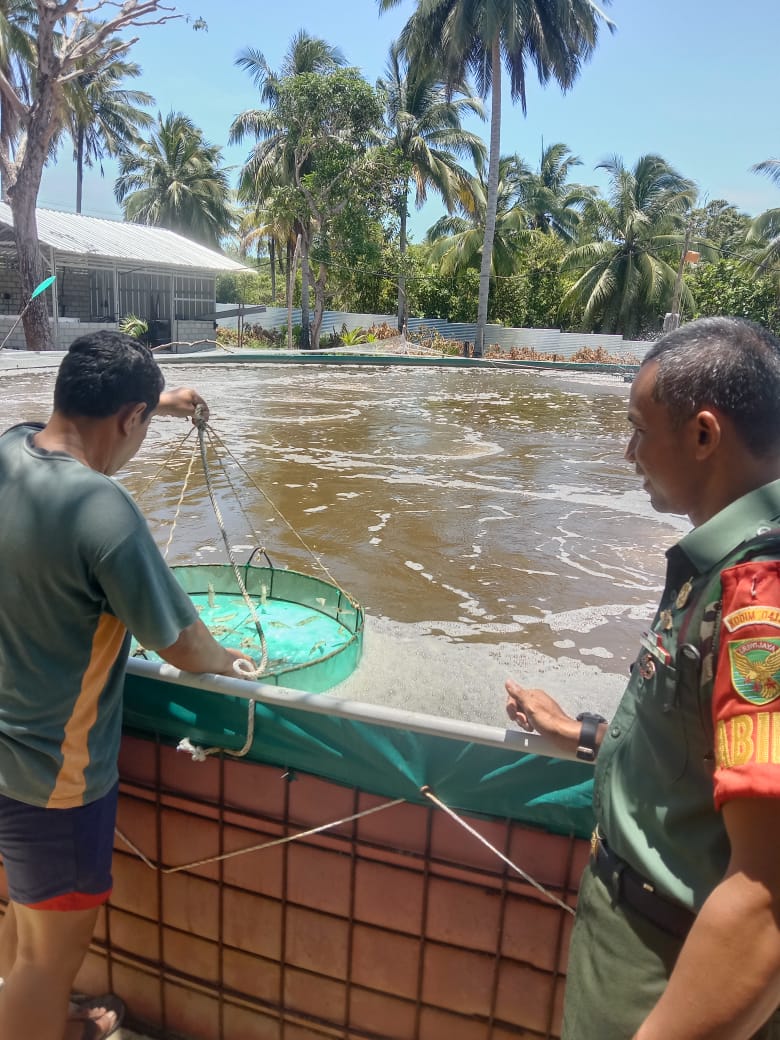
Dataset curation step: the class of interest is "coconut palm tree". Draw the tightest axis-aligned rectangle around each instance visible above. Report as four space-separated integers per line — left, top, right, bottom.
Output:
426 155 530 278
0 0 35 200
752 158 780 186
64 36 153 213
230 31 347 348
114 111 233 248
378 40 485 329
379 0 614 355
517 141 596 241
745 159 780 279
561 154 698 336
745 210 780 279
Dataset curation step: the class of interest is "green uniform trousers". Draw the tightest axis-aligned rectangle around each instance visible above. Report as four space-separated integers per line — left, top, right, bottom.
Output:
562 865 780 1040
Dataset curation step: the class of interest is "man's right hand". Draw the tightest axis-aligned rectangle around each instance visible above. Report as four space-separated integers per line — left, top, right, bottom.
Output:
220 646 258 679
505 678 580 752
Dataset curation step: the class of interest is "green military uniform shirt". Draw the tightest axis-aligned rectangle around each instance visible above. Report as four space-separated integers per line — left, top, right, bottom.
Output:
595 478 780 909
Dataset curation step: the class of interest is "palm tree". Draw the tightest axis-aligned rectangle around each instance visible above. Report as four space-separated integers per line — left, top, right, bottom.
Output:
561 154 698 336
114 111 233 248
752 158 780 187
746 159 780 278
745 211 780 279
230 31 346 348
378 40 485 329
64 36 154 214
0 0 35 200
379 0 614 355
517 141 596 241
426 155 530 277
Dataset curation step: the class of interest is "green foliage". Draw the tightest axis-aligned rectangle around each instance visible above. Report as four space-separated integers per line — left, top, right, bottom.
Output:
562 154 698 336
687 260 780 333
118 314 148 338
489 234 571 328
338 325 377 345
689 200 752 254
115 111 234 247
215 270 272 304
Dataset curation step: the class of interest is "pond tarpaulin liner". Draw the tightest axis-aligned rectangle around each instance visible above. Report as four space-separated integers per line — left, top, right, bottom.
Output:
122 672 595 839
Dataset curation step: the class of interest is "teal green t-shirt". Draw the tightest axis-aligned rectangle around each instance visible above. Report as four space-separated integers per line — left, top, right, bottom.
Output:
0 423 198 808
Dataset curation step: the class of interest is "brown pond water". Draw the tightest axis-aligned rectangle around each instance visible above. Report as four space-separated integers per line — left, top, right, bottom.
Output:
2 362 688 727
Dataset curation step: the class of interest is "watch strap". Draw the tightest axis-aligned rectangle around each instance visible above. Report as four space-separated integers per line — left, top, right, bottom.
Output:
576 714 605 762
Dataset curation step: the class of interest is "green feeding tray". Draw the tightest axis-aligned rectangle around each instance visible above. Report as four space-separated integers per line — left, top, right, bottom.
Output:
132 557 364 694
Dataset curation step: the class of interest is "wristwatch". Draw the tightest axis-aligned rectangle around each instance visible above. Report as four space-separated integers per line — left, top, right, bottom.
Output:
575 712 607 762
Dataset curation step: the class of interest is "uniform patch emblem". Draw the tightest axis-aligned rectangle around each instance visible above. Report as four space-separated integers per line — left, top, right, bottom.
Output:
724 605 780 632
638 652 656 680
728 639 780 704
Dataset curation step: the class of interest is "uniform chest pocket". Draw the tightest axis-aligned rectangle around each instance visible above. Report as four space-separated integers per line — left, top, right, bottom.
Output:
633 633 699 781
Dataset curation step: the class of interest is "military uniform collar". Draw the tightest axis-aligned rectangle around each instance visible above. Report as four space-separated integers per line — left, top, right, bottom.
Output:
673 478 780 575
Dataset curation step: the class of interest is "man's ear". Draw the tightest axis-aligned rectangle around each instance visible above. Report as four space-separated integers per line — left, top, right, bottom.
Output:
694 410 722 458
118 401 147 435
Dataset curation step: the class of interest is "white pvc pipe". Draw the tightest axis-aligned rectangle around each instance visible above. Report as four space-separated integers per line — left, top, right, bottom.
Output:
125 656 586 764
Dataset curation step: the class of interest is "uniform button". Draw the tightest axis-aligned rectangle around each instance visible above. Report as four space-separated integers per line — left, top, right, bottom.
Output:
611 726 621 738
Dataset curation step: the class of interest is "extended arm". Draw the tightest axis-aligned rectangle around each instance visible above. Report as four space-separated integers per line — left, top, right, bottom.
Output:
505 678 606 757
154 387 209 422
633 797 780 1040
157 618 252 677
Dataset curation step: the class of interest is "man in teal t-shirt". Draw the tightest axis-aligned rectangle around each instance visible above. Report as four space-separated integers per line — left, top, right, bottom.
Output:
0 331 253 1040
506 317 780 1039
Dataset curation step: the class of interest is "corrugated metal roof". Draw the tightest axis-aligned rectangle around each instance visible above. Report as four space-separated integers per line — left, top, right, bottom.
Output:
0 202 249 273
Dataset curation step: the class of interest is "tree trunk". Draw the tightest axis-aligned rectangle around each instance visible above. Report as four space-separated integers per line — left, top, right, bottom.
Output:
76 127 85 214
397 179 409 332
269 237 276 304
287 235 300 351
474 41 502 359
12 182 51 350
298 223 311 350
310 262 328 350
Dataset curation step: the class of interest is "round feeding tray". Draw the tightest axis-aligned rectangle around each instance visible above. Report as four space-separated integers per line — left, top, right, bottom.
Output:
134 559 364 694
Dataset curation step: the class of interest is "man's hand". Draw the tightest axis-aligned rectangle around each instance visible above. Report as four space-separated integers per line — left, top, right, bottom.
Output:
505 678 581 752
220 646 258 679
155 387 210 423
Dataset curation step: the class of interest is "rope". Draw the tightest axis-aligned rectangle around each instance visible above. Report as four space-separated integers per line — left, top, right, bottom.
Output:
194 411 269 681
421 786 576 916
162 436 200 561
176 696 257 762
116 785 573 921
114 796 406 874
134 424 198 505
202 424 356 602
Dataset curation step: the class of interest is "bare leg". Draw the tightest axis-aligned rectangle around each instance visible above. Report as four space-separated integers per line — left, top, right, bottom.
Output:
0 904 16 979
0 901 98 1040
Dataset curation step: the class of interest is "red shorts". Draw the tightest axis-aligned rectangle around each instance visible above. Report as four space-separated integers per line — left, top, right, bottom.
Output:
0 783 117 910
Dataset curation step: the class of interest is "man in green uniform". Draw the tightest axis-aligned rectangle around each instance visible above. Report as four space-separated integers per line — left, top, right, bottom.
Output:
506 316 780 1039
0 331 253 1040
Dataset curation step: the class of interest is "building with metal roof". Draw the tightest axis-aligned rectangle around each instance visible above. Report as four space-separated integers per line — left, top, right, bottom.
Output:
0 204 250 350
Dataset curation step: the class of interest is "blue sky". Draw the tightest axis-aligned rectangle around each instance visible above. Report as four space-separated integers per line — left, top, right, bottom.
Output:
40 0 780 242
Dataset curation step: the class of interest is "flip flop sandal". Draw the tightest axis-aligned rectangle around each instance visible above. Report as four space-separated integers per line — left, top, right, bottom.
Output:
78 1015 122 1040
69 993 125 1039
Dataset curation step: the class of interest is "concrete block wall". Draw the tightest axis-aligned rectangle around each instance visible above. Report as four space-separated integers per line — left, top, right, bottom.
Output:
219 306 653 359
0 270 23 317
55 269 91 321
170 319 216 348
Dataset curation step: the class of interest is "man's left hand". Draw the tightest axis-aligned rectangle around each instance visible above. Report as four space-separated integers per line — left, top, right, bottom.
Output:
156 387 210 423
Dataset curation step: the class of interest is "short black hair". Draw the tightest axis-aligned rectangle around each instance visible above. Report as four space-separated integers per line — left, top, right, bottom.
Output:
54 330 164 420
642 316 780 457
